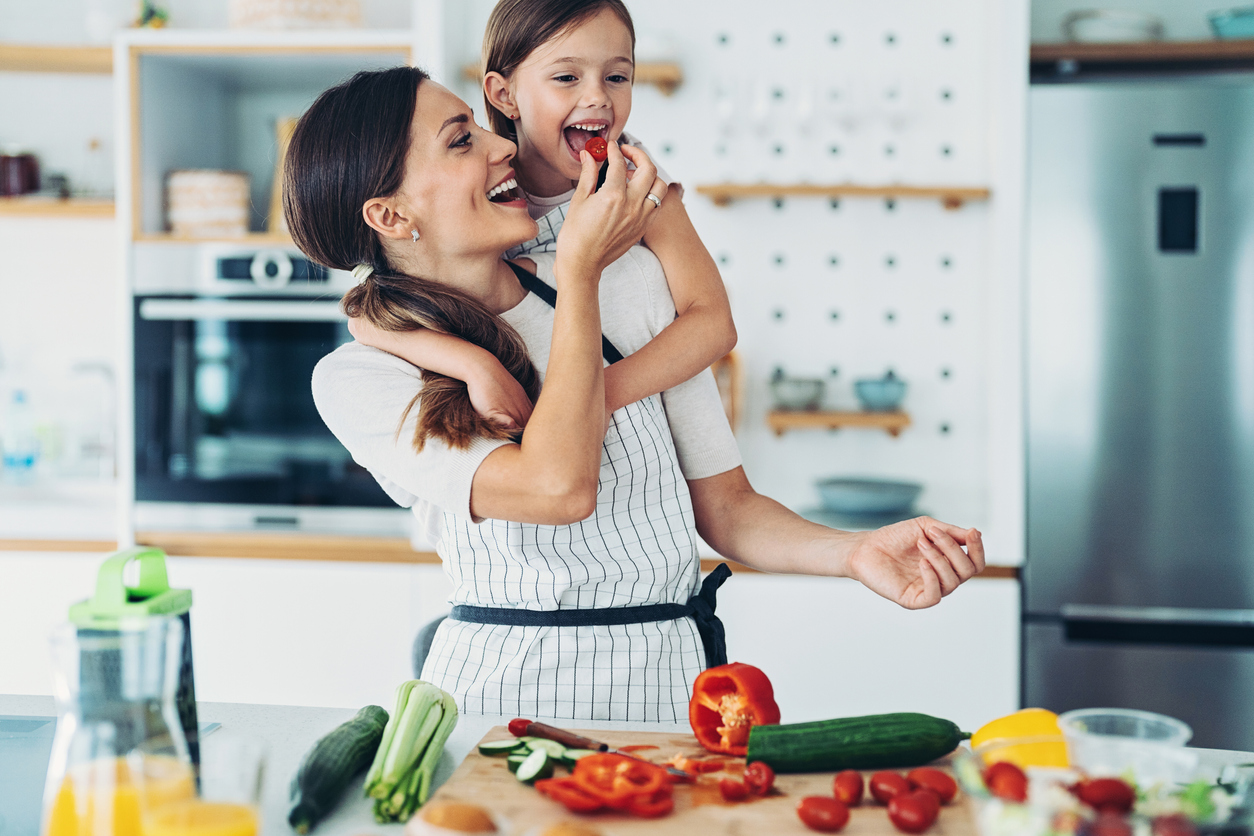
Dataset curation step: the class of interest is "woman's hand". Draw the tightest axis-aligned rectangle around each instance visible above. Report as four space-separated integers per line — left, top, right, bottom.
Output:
555 141 666 279
843 519 985 609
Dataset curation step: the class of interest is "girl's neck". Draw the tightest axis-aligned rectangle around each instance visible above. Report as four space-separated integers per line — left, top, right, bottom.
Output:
515 156 577 199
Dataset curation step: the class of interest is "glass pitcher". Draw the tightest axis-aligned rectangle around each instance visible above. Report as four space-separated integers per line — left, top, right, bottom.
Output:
42 616 196 836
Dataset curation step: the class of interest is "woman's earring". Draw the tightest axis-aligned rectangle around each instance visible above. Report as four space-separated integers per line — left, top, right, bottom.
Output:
411 229 420 242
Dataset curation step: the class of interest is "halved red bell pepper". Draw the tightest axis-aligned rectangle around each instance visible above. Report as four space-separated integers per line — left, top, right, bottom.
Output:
688 662 781 756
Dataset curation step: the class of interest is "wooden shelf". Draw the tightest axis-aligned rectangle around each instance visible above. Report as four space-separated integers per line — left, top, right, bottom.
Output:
134 231 294 245
696 183 990 210
0 44 113 74
460 60 683 96
1031 39 1254 76
0 196 115 217
767 410 912 437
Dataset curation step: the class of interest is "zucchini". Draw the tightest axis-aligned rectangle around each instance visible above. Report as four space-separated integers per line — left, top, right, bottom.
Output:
478 739 525 756
514 748 554 784
289 704 390 834
745 712 970 774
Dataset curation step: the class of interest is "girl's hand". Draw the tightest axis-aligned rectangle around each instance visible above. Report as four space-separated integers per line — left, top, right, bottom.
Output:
465 360 533 431
556 141 666 279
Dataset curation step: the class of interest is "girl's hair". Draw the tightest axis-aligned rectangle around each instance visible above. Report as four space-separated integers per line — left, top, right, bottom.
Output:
283 66 540 452
482 0 635 140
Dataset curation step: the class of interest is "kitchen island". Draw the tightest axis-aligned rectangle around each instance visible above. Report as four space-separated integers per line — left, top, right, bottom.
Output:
6 694 1254 836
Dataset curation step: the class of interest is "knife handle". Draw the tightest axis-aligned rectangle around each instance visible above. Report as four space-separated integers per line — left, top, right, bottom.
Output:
525 722 608 752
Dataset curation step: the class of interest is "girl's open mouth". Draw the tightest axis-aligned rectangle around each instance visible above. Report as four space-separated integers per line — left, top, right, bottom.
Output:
563 122 608 160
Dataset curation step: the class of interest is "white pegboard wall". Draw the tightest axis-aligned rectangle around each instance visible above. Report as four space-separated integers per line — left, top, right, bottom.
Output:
447 0 1024 542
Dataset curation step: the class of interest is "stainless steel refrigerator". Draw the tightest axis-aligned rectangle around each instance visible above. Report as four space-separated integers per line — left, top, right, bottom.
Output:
1025 76 1254 750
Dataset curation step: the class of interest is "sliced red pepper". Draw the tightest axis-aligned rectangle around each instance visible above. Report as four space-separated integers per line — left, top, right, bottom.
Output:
688 662 781 756
624 788 675 817
572 753 669 809
534 777 604 813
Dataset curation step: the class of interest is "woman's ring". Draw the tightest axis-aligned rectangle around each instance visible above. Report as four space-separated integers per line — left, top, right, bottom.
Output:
646 192 662 208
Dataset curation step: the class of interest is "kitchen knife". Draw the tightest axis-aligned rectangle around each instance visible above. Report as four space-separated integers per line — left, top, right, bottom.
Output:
516 719 693 781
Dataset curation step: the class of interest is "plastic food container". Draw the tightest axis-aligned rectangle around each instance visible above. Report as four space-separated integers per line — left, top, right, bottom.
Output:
1057 708 1196 785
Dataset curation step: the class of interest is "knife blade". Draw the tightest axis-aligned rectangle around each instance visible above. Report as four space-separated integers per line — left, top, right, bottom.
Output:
517 719 693 781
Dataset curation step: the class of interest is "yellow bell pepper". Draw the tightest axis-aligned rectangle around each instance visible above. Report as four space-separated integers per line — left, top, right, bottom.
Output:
971 708 1069 769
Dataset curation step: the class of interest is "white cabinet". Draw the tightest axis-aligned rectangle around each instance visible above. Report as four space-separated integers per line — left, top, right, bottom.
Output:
717 574 1019 731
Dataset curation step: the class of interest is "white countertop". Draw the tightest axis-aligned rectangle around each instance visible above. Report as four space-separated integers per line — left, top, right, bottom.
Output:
0 694 687 835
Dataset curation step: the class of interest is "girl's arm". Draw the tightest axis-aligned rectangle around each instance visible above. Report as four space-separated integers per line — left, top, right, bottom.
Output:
602 184 737 413
348 319 533 430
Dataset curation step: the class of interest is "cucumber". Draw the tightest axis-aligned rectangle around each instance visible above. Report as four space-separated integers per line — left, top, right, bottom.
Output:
559 748 598 766
479 739 526 756
523 738 568 759
745 712 970 774
506 753 530 773
289 704 390 834
514 748 554 784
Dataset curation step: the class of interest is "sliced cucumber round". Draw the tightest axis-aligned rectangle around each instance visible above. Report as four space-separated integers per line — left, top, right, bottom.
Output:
479 739 526 756
559 748 598 767
514 748 555 784
523 738 568 759
506 753 529 773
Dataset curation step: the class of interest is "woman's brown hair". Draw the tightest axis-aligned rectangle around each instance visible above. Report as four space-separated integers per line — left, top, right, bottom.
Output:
482 0 635 140
283 66 539 451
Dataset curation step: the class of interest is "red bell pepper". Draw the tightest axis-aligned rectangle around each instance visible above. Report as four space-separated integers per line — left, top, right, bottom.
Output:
688 662 781 755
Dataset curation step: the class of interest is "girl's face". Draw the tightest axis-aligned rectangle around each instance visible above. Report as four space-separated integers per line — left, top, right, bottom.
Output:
502 8 635 196
396 82 537 258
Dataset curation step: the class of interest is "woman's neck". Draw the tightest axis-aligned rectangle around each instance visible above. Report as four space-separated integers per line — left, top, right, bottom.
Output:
390 248 526 315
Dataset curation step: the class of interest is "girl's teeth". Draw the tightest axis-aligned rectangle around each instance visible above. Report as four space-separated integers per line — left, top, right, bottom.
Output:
487 178 518 199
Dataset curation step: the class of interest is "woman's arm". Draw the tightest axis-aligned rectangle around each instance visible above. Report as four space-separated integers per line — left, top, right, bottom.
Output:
688 467 986 609
469 143 667 525
348 320 533 430
602 185 737 413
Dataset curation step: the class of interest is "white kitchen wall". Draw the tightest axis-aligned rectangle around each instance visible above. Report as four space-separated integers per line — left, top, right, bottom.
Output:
449 0 1027 563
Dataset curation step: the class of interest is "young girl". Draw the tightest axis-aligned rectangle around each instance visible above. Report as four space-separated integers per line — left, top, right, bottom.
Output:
353 0 734 432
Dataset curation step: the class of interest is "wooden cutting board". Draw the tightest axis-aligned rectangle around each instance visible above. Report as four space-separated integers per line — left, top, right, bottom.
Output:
427 727 978 835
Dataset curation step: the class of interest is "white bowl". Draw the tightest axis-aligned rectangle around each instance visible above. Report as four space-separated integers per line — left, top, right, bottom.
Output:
1057 707 1196 784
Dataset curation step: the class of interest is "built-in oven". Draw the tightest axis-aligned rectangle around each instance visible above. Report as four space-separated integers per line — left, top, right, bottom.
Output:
132 244 404 534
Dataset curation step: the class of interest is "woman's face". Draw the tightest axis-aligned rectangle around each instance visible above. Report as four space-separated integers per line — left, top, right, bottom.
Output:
394 83 537 258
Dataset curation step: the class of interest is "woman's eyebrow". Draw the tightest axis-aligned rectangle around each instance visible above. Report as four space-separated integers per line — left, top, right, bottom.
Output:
438 113 470 134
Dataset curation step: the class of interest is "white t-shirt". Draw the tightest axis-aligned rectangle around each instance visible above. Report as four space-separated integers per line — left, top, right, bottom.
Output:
312 247 740 536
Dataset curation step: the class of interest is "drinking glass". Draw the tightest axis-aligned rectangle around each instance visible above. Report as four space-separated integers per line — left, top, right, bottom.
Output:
138 732 265 836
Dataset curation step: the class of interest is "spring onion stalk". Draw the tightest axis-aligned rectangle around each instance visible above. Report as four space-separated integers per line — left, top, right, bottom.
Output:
363 679 458 822
363 679 417 791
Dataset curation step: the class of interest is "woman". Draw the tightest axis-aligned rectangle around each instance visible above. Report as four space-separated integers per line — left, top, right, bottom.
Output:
288 67 985 722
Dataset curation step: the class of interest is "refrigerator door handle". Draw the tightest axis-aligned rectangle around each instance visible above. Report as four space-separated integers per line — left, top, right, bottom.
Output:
1060 604 1254 648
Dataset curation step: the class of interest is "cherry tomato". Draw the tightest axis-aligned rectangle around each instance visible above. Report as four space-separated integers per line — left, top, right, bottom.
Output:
584 136 609 162
870 771 912 804
719 776 750 802
507 717 530 736
888 790 941 834
797 796 851 833
1073 778 1136 814
983 761 1028 803
833 770 864 806
745 761 776 796
907 767 958 804
1086 811 1134 836
1151 814 1199 836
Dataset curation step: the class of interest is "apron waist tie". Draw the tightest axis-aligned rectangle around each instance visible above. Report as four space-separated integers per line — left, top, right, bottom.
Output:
448 562 733 669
